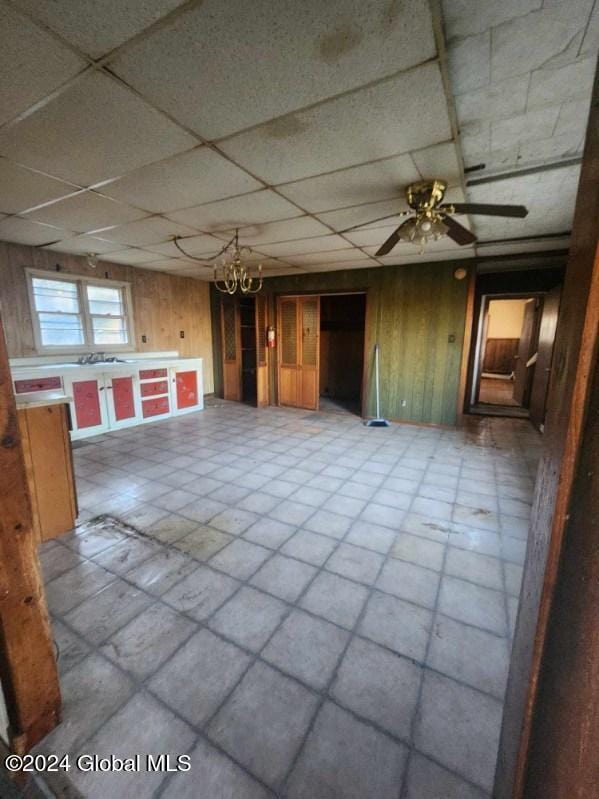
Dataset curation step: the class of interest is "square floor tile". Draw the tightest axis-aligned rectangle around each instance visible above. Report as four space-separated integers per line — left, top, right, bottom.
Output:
404 752 488 799
325 543 383 586
210 508 259 535
372 488 413 510
250 554 317 602
179 497 228 524
174 526 233 559
376 558 440 609
504 562 524 597
125 548 196 595
322 494 366 518
262 479 298 498
40 543 84 583
414 670 503 792
280 529 337 566
331 636 421 739
345 520 396 554
391 532 445 571
52 620 90 676
148 628 251 726
209 538 272 580
162 565 239 620
65 578 152 644
145 513 199 543
289 486 331 507
445 547 503 591
209 586 288 652
92 535 161 576
236 491 281 514
269 500 315 526
300 571 369 630
303 509 353 539
243 517 297 548
64 525 127 558
453 504 500 532
427 614 509 699
70 691 195 799
208 661 319 788
286 701 407 799
152 488 199 512
161 737 271 799
45 561 115 615
100 602 196 679
358 591 432 661
438 576 507 635
262 609 349 689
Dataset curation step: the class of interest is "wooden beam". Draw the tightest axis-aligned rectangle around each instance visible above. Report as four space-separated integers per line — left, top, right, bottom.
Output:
494 60 599 799
0 310 61 753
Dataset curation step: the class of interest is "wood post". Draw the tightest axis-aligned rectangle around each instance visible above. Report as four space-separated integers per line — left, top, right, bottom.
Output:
0 310 61 753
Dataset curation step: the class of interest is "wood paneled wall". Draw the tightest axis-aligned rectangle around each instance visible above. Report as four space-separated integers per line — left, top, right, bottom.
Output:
211 261 470 426
0 241 214 393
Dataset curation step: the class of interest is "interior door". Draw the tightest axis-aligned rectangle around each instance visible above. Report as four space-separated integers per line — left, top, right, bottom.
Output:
255 294 269 407
513 298 539 406
221 296 241 401
529 286 561 430
277 296 320 410
105 367 140 429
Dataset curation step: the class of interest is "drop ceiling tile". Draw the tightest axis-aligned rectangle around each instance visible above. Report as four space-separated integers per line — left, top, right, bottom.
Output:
284 248 368 266
134 258 192 272
19 0 187 59
411 142 463 185
220 216 330 246
100 249 165 265
97 216 199 247
100 147 261 213
0 159 79 214
441 0 542 40
316 199 407 232
343 224 403 248
454 76 529 125
219 62 452 184
303 259 377 272
145 233 225 259
254 235 353 257
378 249 475 264
45 235 124 255
0 217 70 246
447 32 490 95
26 191 148 233
528 57 596 109
490 107 560 151
0 72 196 186
277 154 420 213
167 190 303 232
0 1 86 126
110 0 436 139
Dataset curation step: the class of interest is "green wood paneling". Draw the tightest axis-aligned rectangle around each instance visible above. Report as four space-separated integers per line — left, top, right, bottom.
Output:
211 260 470 426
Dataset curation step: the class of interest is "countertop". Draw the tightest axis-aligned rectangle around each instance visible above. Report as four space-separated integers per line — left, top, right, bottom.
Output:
15 391 72 409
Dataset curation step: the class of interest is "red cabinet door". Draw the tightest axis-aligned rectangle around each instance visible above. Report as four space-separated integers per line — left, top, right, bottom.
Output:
72 380 103 429
176 370 198 409
111 376 136 421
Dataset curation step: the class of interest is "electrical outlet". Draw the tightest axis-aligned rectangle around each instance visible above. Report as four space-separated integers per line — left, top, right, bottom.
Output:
180 330 185 338
141 334 147 343
448 333 456 343
401 399 407 407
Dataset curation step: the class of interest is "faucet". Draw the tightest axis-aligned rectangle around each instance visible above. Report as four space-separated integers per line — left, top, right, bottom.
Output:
77 352 106 365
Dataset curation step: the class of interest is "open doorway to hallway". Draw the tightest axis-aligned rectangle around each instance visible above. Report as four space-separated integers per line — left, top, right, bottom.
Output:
319 294 366 416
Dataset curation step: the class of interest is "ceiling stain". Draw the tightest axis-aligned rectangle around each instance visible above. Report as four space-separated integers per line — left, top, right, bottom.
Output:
265 114 309 139
317 23 363 63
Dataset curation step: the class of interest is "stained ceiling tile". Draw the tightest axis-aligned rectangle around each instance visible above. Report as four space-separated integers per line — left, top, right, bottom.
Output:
219 216 331 246
26 191 148 233
145 233 226 259
0 72 196 186
0 217 71 246
166 190 303 232
100 147 261 213
96 216 199 247
110 0 436 140
98 248 165 265
19 0 187 59
447 32 490 94
0 158 79 215
0 1 86 126
283 248 371 266
45 235 124 255
411 142 463 185
277 154 420 214
441 0 542 41
253 235 354 257
219 63 452 185
316 199 408 232
490 106 560 151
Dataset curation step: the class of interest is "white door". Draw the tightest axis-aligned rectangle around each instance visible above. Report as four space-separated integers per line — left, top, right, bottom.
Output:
63 372 109 439
104 368 142 430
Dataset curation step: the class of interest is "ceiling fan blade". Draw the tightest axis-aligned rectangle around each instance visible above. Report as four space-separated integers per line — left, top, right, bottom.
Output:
441 202 528 218
442 214 477 246
338 212 408 235
375 226 402 257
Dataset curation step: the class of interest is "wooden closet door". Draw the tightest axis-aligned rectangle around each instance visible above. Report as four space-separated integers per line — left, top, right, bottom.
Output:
278 297 299 406
221 296 241 401
255 294 269 407
299 296 320 410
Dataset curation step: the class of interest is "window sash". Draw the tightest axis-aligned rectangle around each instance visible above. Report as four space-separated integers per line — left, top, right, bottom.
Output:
27 270 134 353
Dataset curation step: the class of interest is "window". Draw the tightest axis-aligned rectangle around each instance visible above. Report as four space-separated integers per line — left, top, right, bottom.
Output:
28 271 134 353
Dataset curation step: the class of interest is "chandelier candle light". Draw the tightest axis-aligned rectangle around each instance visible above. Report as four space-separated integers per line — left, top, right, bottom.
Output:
173 229 263 294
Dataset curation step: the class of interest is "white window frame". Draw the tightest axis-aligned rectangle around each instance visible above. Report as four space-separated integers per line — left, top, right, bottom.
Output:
26 268 136 354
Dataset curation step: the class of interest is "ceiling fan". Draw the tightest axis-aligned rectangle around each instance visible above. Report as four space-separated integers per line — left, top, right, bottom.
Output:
339 179 528 256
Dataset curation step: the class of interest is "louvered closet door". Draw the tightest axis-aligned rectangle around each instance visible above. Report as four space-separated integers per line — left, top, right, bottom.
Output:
255 294 269 407
220 296 241 401
299 296 320 410
277 296 320 410
278 297 299 407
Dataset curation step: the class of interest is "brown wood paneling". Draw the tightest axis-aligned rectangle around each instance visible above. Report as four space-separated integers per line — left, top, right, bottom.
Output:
482 338 519 373
0 241 214 392
529 285 561 430
495 65 599 799
0 311 61 753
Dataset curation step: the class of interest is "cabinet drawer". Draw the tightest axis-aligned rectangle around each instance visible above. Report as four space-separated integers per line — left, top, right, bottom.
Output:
14 376 62 393
140 380 169 397
142 396 169 418
139 368 168 380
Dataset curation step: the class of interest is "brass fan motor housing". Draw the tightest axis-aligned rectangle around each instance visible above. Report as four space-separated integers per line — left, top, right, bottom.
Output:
405 179 448 212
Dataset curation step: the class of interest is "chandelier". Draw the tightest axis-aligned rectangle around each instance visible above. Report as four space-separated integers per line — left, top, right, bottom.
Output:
173 229 263 294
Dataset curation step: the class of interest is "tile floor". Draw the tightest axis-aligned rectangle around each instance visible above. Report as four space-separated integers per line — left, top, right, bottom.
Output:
36 401 541 798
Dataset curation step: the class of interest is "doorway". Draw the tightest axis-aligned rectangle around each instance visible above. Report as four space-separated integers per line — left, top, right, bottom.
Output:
220 294 268 406
319 294 366 415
